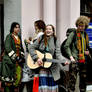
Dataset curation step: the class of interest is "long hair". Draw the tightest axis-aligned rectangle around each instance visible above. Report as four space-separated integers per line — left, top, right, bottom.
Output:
10 22 20 33
45 24 56 37
44 24 57 46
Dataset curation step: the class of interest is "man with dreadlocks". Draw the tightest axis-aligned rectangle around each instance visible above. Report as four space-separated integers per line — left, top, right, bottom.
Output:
64 16 91 92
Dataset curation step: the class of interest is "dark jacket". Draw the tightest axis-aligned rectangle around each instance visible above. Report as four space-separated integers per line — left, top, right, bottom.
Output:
1 33 24 78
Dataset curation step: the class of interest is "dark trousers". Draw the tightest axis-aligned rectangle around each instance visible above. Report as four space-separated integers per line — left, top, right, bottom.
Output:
4 86 19 92
67 63 78 92
67 63 87 92
19 80 33 92
79 63 87 92
57 70 68 92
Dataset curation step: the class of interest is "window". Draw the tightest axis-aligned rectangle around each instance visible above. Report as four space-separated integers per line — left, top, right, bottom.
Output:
80 0 92 21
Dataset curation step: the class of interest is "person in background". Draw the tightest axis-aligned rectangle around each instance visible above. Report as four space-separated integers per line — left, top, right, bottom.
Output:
19 20 46 92
1 22 25 92
25 20 45 45
64 16 91 92
29 24 69 92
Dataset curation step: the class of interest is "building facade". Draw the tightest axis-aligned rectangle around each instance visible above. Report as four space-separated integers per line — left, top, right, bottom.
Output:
0 0 80 53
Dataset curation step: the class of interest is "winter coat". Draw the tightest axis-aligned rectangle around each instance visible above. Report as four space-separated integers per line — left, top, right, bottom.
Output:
29 35 67 81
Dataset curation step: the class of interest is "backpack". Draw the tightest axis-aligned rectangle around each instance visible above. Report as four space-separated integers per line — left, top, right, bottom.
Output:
61 39 69 59
60 30 76 59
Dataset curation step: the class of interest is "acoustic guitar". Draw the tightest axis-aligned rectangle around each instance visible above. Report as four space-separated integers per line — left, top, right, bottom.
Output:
27 50 52 69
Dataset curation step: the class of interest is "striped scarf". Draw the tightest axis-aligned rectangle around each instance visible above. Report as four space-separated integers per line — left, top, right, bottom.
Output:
76 29 89 63
12 34 21 56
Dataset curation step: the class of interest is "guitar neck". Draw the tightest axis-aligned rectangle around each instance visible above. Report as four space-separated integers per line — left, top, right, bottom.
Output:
46 58 71 64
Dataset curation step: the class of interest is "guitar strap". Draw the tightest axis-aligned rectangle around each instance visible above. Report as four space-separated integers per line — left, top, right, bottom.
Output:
53 37 57 59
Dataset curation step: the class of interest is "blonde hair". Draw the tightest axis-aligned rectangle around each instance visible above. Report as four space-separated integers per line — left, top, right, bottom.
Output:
75 16 90 29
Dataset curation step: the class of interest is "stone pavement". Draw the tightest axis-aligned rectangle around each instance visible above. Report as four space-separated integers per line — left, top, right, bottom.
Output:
74 73 92 92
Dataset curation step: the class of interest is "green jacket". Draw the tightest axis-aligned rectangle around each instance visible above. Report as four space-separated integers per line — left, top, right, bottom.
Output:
1 33 24 78
64 30 89 61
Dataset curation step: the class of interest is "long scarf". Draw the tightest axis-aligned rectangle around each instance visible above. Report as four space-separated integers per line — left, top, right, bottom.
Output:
12 34 22 87
12 34 21 56
76 29 89 63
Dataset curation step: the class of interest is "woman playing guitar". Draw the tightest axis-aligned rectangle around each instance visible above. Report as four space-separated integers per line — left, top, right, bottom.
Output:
29 24 69 92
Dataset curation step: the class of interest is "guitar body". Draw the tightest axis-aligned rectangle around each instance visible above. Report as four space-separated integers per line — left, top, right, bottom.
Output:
27 50 52 69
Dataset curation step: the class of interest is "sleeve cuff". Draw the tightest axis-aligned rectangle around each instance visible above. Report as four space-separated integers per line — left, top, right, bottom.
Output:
8 50 15 57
